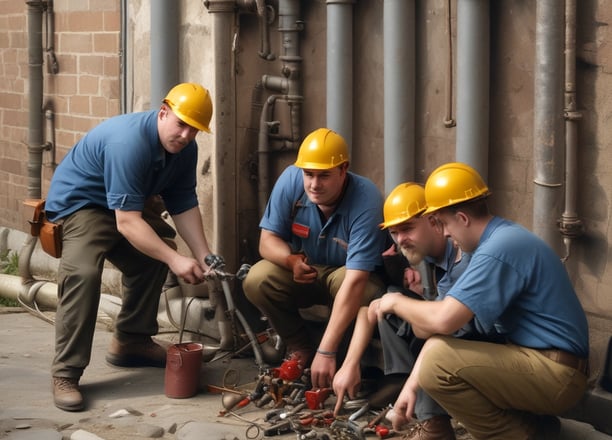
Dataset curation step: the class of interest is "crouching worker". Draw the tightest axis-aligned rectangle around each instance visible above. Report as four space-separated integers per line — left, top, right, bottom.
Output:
45 83 220 411
385 163 589 440
243 128 387 390
333 182 471 440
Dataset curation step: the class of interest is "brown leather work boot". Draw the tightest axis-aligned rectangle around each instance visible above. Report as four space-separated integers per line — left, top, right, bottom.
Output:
403 415 457 440
106 336 167 368
52 376 84 412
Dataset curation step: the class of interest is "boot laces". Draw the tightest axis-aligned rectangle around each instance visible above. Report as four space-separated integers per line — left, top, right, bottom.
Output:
54 377 79 391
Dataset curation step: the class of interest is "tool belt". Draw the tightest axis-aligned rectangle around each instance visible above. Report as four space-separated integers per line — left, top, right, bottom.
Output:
24 199 63 258
539 348 588 375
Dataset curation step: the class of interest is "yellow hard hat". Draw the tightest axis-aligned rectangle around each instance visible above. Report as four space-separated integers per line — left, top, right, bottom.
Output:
423 162 490 215
294 128 349 169
380 182 427 229
163 83 213 133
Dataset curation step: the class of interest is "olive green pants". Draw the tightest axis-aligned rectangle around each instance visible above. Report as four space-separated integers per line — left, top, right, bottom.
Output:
52 206 175 378
242 259 385 350
419 336 588 440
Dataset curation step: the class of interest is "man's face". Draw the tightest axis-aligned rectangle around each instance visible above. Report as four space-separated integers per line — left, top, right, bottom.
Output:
388 216 436 265
158 105 199 153
434 209 474 252
302 165 347 207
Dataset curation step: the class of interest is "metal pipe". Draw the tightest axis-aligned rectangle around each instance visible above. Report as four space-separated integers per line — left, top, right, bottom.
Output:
206 0 239 269
558 0 583 262
120 0 128 113
533 0 564 252
26 1 45 200
443 0 456 128
326 0 354 149
455 0 489 180
256 0 304 216
383 0 416 192
151 0 179 108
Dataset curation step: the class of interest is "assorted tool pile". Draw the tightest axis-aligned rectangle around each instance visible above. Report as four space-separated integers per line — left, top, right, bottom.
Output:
212 358 399 440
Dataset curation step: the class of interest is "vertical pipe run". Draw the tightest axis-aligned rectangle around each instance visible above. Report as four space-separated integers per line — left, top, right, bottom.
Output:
326 0 354 150
207 1 238 269
559 0 583 260
455 0 489 180
151 0 179 108
26 1 45 199
533 0 564 252
383 0 416 193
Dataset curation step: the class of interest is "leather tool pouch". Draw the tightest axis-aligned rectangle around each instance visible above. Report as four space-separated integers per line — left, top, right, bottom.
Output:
24 199 63 258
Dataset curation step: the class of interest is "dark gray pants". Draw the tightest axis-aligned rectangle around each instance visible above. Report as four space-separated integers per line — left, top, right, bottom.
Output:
379 311 450 421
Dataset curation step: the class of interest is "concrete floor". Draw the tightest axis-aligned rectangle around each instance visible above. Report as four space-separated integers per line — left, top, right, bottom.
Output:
0 308 295 440
2 307 612 440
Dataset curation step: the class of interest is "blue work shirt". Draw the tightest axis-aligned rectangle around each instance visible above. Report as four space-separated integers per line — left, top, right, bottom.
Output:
448 216 589 357
260 165 385 271
45 110 198 221
425 239 471 298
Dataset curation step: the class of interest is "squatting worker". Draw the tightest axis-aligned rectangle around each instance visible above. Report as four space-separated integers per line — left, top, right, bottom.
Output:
243 128 387 389
385 162 589 440
333 182 472 440
45 83 221 412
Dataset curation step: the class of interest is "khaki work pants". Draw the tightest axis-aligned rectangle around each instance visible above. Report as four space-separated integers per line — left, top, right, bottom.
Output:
419 336 588 440
243 259 385 350
52 206 174 378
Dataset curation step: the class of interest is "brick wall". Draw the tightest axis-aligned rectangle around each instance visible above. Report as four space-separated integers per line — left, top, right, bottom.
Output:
0 0 121 232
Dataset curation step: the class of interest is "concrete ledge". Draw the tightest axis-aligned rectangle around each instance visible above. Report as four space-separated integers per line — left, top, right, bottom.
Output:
563 387 612 436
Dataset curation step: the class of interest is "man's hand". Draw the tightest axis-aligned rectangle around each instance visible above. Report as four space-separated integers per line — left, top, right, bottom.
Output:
390 373 418 431
332 362 361 416
310 352 336 390
367 292 402 323
169 254 207 285
286 254 318 283
403 267 423 296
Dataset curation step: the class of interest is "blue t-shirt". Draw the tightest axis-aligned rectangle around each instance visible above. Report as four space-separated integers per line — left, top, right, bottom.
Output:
448 216 589 357
260 165 385 271
45 110 198 221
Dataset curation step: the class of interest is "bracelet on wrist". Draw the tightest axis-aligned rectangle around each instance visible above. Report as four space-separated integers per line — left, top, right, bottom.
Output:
316 348 337 357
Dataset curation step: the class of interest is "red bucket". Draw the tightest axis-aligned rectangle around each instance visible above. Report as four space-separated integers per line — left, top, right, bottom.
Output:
164 342 203 398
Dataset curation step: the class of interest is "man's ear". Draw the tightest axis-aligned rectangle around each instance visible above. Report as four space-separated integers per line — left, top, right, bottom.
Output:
455 210 470 226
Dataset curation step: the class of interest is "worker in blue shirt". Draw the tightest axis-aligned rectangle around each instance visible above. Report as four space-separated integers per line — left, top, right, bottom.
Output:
385 162 589 440
333 182 471 440
45 83 221 412
243 128 387 390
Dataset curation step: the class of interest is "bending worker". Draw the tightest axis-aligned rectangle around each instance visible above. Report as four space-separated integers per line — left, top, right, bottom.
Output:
243 128 387 389
383 162 589 439
333 182 471 440
45 83 220 412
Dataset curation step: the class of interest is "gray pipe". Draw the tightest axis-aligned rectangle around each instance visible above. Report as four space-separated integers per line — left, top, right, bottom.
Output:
257 0 304 216
533 0 564 252
26 1 45 199
559 0 583 261
383 0 416 192
151 0 179 108
206 0 238 270
120 0 128 113
455 0 489 180
326 0 354 149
